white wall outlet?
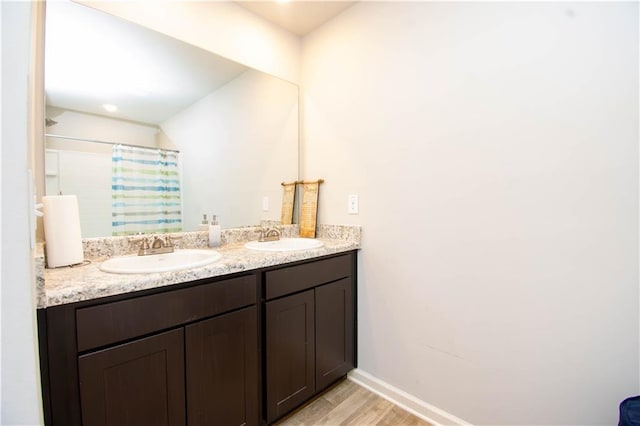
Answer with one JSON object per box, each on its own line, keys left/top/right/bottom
{"left": 262, "top": 196, "right": 269, "bottom": 211}
{"left": 348, "top": 194, "right": 359, "bottom": 214}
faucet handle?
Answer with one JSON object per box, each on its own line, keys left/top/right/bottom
{"left": 266, "top": 227, "right": 281, "bottom": 236}
{"left": 255, "top": 228, "right": 265, "bottom": 241}
{"left": 164, "top": 235, "right": 182, "bottom": 248}
{"left": 151, "top": 236, "right": 164, "bottom": 249}
{"left": 129, "top": 236, "right": 150, "bottom": 255}
{"left": 129, "top": 236, "right": 150, "bottom": 249}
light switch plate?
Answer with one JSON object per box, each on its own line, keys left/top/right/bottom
{"left": 262, "top": 196, "right": 269, "bottom": 211}
{"left": 348, "top": 194, "right": 359, "bottom": 214}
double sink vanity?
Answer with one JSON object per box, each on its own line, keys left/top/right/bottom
{"left": 37, "top": 2, "right": 356, "bottom": 424}
{"left": 36, "top": 224, "right": 360, "bottom": 426}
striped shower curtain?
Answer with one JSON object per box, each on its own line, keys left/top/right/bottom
{"left": 111, "top": 145, "right": 182, "bottom": 236}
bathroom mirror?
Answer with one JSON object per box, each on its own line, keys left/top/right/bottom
{"left": 43, "top": 1, "right": 299, "bottom": 237}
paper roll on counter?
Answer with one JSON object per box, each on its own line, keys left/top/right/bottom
{"left": 43, "top": 195, "right": 84, "bottom": 268}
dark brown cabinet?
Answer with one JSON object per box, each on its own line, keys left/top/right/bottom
{"left": 40, "top": 274, "right": 259, "bottom": 426}
{"left": 265, "top": 290, "right": 316, "bottom": 420}
{"left": 315, "top": 278, "right": 354, "bottom": 391}
{"left": 38, "top": 251, "right": 357, "bottom": 426}
{"left": 264, "top": 253, "right": 356, "bottom": 423}
{"left": 186, "top": 306, "right": 258, "bottom": 426}
{"left": 78, "top": 329, "right": 186, "bottom": 426}
{"left": 77, "top": 306, "right": 257, "bottom": 426}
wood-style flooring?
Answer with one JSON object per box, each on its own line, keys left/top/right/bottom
{"left": 274, "top": 379, "right": 432, "bottom": 426}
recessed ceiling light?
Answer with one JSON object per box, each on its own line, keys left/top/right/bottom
{"left": 102, "top": 103, "right": 118, "bottom": 112}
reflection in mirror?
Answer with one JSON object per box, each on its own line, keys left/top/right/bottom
{"left": 44, "top": 1, "right": 298, "bottom": 237}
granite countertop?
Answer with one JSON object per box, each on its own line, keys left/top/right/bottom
{"left": 40, "top": 236, "right": 359, "bottom": 308}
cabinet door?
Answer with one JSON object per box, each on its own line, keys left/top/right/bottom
{"left": 265, "top": 290, "right": 315, "bottom": 422}
{"left": 185, "top": 306, "right": 258, "bottom": 426}
{"left": 315, "top": 278, "right": 354, "bottom": 392}
{"left": 78, "top": 328, "right": 185, "bottom": 426}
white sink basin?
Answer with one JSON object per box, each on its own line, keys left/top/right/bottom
{"left": 244, "top": 238, "right": 324, "bottom": 252}
{"left": 100, "top": 249, "right": 222, "bottom": 274}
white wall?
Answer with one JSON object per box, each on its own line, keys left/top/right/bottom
{"left": 45, "top": 149, "right": 112, "bottom": 237}
{"left": 302, "top": 2, "right": 639, "bottom": 425}
{"left": 78, "top": 0, "right": 301, "bottom": 84}
{"left": 46, "top": 107, "right": 161, "bottom": 151}
{"left": 1, "top": 1, "right": 44, "bottom": 424}
{"left": 161, "top": 69, "right": 298, "bottom": 230}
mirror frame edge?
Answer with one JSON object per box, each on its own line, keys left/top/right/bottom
{"left": 31, "top": 0, "right": 46, "bottom": 243}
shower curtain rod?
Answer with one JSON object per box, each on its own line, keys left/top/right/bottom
{"left": 45, "top": 133, "right": 180, "bottom": 153}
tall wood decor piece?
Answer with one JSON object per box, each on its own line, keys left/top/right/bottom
{"left": 299, "top": 179, "right": 324, "bottom": 238}
{"left": 280, "top": 181, "right": 296, "bottom": 225}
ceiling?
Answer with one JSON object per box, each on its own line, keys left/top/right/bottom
{"left": 45, "top": 1, "right": 249, "bottom": 125}
{"left": 45, "top": 1, "right": 355, "bottom": 125}
{"left": 236, "top": 1, "right": 356, "bottom": 36}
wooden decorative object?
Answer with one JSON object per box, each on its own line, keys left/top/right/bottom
{"left": 299, "top": 179, "right": 324, "bottom": 238}
{"left": 280, "top": 181, "right": 297, "bottom": 225}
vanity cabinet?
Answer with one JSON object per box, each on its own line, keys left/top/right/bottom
{"left": 78, "top": 328, "right": 187, "bottom": 425}
{"left": 264, "top": 253, "right": 356, "bottom": 423}
{"left": 265, "top": 290, "right": 315, "bottom": 419}
{"left": 39, "top": 274, "right": 259, "bottom": 426}
{"left": 38, "top": 250, "right": 357, "bottom": 426}
{"left": 185, "top": 306, "right": 258, "bottom": 425}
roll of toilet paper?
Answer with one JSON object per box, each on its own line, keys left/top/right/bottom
{"left": 43, "top": 195, "right": 84, "bottom": 268}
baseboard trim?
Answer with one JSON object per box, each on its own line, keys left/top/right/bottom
{"left": 347, "top": 369, "right": 472, "bottom": 426}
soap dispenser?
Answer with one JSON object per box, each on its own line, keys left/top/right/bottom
{"left": 198, "top": 214, "right": 209, "bottom": 231}
{"left": 209, "top": 215, "right": 221, "bottom": 248}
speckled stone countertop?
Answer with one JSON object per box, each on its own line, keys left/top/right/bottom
{"left": 39, "top": 224, "right": 361, "bottom": 309}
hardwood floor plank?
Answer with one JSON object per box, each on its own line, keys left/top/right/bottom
{"left": 342, "top": 394, "right": 394, "bottom": 425}
{"left": 274, "top": 379, "right": 432, "bottom": 426}
{"left": 314, "top": 386, "right": 374, "bottom": 425}
{"left": 401, "top": 414, "right": 433, "bottom": 426}
{"left": 322, "top": 379, "right": 359, "bottom": 405}
{"left": 376, "top": 404, "right": 414, "bottom": 426}
{"left": 276, "top": 395, "right": 336, "bottom": 426}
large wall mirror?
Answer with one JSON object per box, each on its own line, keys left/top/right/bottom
{"left": 43, "top": 0, "right": 299, "bottom": 237}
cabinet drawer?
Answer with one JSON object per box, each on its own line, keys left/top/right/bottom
{"left": 265, "top": 254, "right": 352, "bottom": 300}
{"left": 76, "top": 275, "right": 256, "bottom": 352}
